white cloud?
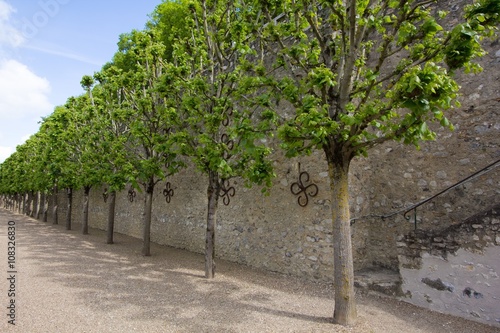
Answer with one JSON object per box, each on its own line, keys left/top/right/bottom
{"left": 0, "top": 145, "right": 14, "bottom": 163}
{"left": 0, "top": 0, "right": 25, "bottom": 47}
{"left": 0, "top": 2, "right": 53, "bottom": 164}
{"left": 0, "top": 59, "right": 53, "bottom": 119}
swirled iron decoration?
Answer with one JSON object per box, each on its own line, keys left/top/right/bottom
{"left": 128, "top": 187, "right": 136, "bottom": 203}
{"left": 221, "top": 133, "right": 234, "bottom": 150}
{"left": 221, "top": 133, "right": 234, "bottom": 159}
{"left": 103, "top": 188, "right": 108, "bottom": 203}
{"left": 163, "top": 182, "right": 174, "bottom": 203}
{"left": 290, "top": 171, "right": 318, "bottom": 207}
{"left": 219, "top": 179, "right": 235, "bottom": 206}
{"left": 222, "top": 109, "right": 233, "bottom": 127}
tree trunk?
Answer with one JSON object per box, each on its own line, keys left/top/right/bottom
{"left": 142, "top": 180, "right": 155, "bottom": 256}
{"left": 107, "top": 191, "right": 116, "bottom": 244}
{"left": 82, "top": 186, "right": 91, "bottom": 235}
{"left": 32, "top": 191, "right": 38, "bottom": 218}
{"left": 25, "top": 192, "right": 32, "bottom": 216}
{"left": 52, "top": 186, "right": 59, "bottom": 225}
{"left": 28, "top": 191, "right": 34, "bottom": 216}
{"left": 22, "top": 193, "right": 27, "bottom": 215}
{"left": 22, "top": 194, "right": 24, "bottom": 214}
{"left": 328, "top": 159, "right": 357, "bottom": 325}
{"left": 205, "top": 171, "right": 221, "bottom": 279}
{"left": 42, "top": 192, "right": 48, "bottom": 222}
{"left": 66, "top": 188, "right": 73, "bottom": 230}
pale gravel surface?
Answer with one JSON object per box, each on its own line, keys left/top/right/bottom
{"left": 1, "top": 209, "right": 499, "bottom": 333}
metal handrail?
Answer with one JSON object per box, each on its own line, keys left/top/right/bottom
{"left": 351, "top": 159, "right": 500, "bottom": 228}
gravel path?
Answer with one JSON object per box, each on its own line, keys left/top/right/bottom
{"left": 1, "top": 209, "right": 499, "bottom": 333}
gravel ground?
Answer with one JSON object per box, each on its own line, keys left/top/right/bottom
{"left": 1, "top": 209, "right": 499, "bottom": 333}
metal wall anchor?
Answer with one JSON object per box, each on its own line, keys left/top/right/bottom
{"left": 127, "top": 188, "right": 136, "bottom": 202}
{"left": 220, "top": 179, "right": 235, "bottom": 206}
{"left": 290, "top": 171, "right": 318, "bottom": 207}
{"left": 163, "top": 182, "right": 174, "bottom": 203}
{"left": 103, "top": 188, "right": 108, "bottom": 203}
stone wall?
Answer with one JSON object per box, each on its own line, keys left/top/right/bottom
{"left": 46, "top": 130, "right": 498, "bottom": 283}
{"left": 41, "top": 0, "right": 499, "bottom": 278}
{"left": 44, "top": 30, "right": 500, "bottom": 280}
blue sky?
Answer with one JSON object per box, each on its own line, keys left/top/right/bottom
{"left": 0, "top": 0, "right": 162, "bottom": 162}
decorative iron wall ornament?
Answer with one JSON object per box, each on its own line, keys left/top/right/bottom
{"left": 219, "top": 179, "right": 235, "bottom": 206}
{"left": 103, "top": 188, "right": 108, "bottom": 203}
{"left": 220, "top": 133, "right": 234, "bottom": 150}
{"left": 218, "top": 106, "right": 236, "bottom": 206}
{"left": 290, "top": 170, "right": 319, "bottom": 207}
{"left": 222, "top": 109, "right": 233, "bottom": 126}
{"left": 127, "top": 187, "right": 136, "bottom": 203}
{"left": 221, "top": 133, "right": 234, "bottom": 160}
{"left": 163, "top": 182, "right": 174, "bottom": 203}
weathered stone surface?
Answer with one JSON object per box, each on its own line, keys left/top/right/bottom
{"left": 400, "top": 247, "right": 500, "bottom": 328}
{"left": 421, "top": 277, "right": 455, "bottom": 292}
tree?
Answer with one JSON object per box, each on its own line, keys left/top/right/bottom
{"left": 149, "top": 0, "right": 192, "bottom": 62}
{"left": 30, "top": 131, "right": 53, "bottom": 222}
{"left": 111, "top": 28, "right": 183, "bottom": 256}
{"left": 92, "top": 66, "right": 136, "bottom": 244}
{"left": 64, "top": 76, "right": 109, "bottom": 235}
{"left": 14, "top": 136, "right": 43, "bottom": 217}
{"left": 3, "top": 134, "right": 48, "bottom": 219}
{"left": 12, "top": 144, "right": 30, "bottom": 216}
{"left": 37, "top": 106, "right": 79, "bottom": 226}
{"left": 0, "top": 151, "right": 25, "bottom": 212}
{"left": 94, "top": 0, "right": 194, "bottom": 245}
{"left": 252, "top": 0, "right": 499, "bottom": 325}
{"left": 7, "top": 146, "right": 29, "bottom": 214}
{"left": 164, "top": 0, "right": 276, "bottom": 278}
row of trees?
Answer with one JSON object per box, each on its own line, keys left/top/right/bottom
{"left": 1, "top": 0, "right": 497, "bottom": 325}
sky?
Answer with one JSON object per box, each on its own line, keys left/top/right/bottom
{"left": 0, "top": 0, "right": 162, "bottom": 163}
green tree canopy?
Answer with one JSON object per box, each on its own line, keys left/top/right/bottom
{"left": 109, "top": 28, "right": 184, "bottom": 256}
{"left": 164, "top": 0, "right": 277, "bottom": 278}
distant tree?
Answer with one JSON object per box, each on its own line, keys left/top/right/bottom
{"left": 37, "top": 106, "right": 79, "bottom": 225}
{"left": 251, "top": 0, "right": 500, "bottom": 325}
{"left": 0, "top": 151, "right": 24, "bottom": 212}
{"left": 20, "top": 137, "right": 43, "bottom": 218}
{"left": 92, "top": 66, "right": 136, "bottom": 244}
{"left": 25, "top": 133, "right": 50, "bottom": 220}
{"left": 30, "top": 131, "right": 53, "bottom": 222}
{"left": 10, "top": 146, "right": 34, "bottom": 217}
{"left": 63, "top": 75, "right": 108, "bottom": 234}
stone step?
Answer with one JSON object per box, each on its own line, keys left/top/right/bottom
{"left": 354, "top": 269, "right": 402, "bottom": 296}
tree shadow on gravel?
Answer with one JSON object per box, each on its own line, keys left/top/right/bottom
{"left": 9, "top": 211, "right": 500, "bottom": 333}
{"left": 15, "top": 216, "right": 334, "bottom": 331}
